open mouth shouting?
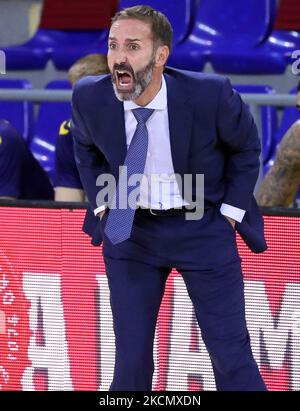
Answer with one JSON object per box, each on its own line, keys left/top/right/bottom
{"left": 114, "top": 66, "right": 135, "bottom": 92}
{"left": 111, "top": 59, "right": 154, "bottom": 101}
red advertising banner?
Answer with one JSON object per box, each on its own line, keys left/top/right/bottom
{"left": 0, "top": 207, "right": 299, "bottom": 391}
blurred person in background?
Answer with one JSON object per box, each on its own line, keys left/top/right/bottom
{"left": 0, "top": 54, "right": 109, "bottom": 203}
{"left": 0, "top": 119, "right": 54, "bottom": 200}
{"left": 257, "top": 83, "right": 300, "bottom": 208}
{"left": 54, "top": 53, "right": 109, "bottom": 202}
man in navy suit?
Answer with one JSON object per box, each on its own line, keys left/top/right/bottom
{"left": 71, "top": 5, "right": 267, "bottom": 391}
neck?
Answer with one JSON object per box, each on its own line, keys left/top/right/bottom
{"left": 133, "top": 72, "right": 162, "bottom": 106}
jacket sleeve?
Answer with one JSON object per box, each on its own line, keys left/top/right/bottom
{"left": 71, "top": 83, "right": 107, "bottom": 211}
{"left": 217, "top": 77, "right": 261, "bottom": 211}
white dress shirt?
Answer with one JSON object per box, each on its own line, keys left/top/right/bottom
{"left": 94, "top": 76, "right": 245, "bottom": 222}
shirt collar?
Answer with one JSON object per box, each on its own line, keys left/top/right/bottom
{"left": 123, "top": 75, "right": 167, "bottom": 111}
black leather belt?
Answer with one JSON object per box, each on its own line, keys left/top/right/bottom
{"left": 136, "top": 206, "right": 193, "bottom": 217}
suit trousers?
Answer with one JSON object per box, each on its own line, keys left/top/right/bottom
{"left": 101, "top": 207, "right": 267, "bottom": 391}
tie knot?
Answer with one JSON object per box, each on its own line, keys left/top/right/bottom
{"left": 132, "top": 108, "right": 154, "bottom": 124}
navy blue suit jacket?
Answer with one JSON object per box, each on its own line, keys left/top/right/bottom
{"left": 71, "top": 67, "right": 267, "bottom": 253}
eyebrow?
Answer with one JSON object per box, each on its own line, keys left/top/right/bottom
{"left": 109, "top": 37, "right": 142, "bottom": 42}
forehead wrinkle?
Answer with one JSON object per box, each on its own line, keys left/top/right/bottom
{"left": 110, "top": 19, "right": 152, "bottom": 38}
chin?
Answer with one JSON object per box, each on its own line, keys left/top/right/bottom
{"left": 113, "top": 83, "right": 143, "bottom": 102}
{"left": 115, "top": 93, "right": 132, "bottom": 102}
{"left": 114, "top": 90, "right": 134, "bottom": 102}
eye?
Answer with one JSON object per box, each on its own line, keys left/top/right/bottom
{"left": 109, "top": 43, "right": 117, "bottom": 50}
{"left": 128, "top": 43, "right": 140, "bottom": 51}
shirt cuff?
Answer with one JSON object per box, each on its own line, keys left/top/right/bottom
{"left": 220, "top": 203, "right": 245, "bottom": 223}
{"left": 94, "top": 205, "right": 107, "bottom": 216}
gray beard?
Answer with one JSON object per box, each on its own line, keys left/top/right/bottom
{"left": 112, "top": 59, "right": 155, "bottom": 102}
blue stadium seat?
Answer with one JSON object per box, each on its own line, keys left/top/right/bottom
{"left": 164, "top": 0, "right": 208, "bottom": 71}
{"left": 170, "top": 0, "right": 286, "bottom": 73}
{"left": 52, "top": 30, "right": 109, "bottom": 70}
{"left": 205, "top": 0, "right": 286, "bottom": 74}
{"left": 264, "top": 30, "right": 300, "bottom": 66}
{"left": 53, "top": 0, "right": 196, "bottom": 70}
{"left": 244, "top": 0, "right": 300, "bottom": 68}
{"left": 233, "top": 85, "right": 278, "bottom": 164}
{"left": 30, "top": 80, "right": 72, "bottom": 180}
{"left": 0, "top": 79, "right": 34, "bottom": 141}
{"left": 1, "top": 29, "right": 107, "bottom": 70}
{"left": 119, "top": 0, "right": 195, "bottom": 45}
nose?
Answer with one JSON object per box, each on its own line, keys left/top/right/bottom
{"left": 115, "top": 55, "right": 127, "bottom": 66}
{"left": 114, "top": 49, "right": 128, "bottom": 66}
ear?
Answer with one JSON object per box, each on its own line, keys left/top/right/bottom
{"left": 154, "top": 45, "right": 170, "bottom": 68}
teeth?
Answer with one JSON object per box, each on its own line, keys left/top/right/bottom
{"left": 116, "top": 70, "right": 131, "bottom": 76}
{"left": 115, "top": 70, "right": 132, "bottom": 87}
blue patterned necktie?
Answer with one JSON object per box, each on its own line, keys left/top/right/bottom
{"left": 104, "top": 108, "right": 154, "bottom": 245}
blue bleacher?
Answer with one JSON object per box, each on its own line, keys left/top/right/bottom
{"left": 210, "top": 0, "right": 287, "bottom": 74}
{"left": 265, "top": 30, "right": 300, "bottom": 66}
{"left": 169, "top": 0, "right": 286, "bottom": 74}
{"left": 261, "top": 0, "right": 298, "bottom": 61}
{"left": 1, "top": 0, "right": 297, "bottom": 74}
{"left": 51, "top": 30, "right": 109, "bottom": 70}
{"left": 30, "top": 80, "right": 72, "bottom": 181}
{"left": 1, "top": 28, "right": 107, "bottom": 70}
{"left": 53, "top": 0, "right": 196, "bottom": 70}
{"left": 0, "top": 79, "right": 34, "bottom": 141}
{"left": 208, "top": 0, "right": 286, "bottom": 74}
{"left": 119, "top": 0, "right": 195, "bottom": 46}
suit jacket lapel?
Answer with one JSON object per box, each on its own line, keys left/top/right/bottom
{"left": 165, "top": 72, "right": 193, "bottom": 177}
{"left": 99, "top": 92, "right": 127, "bottom": 178}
